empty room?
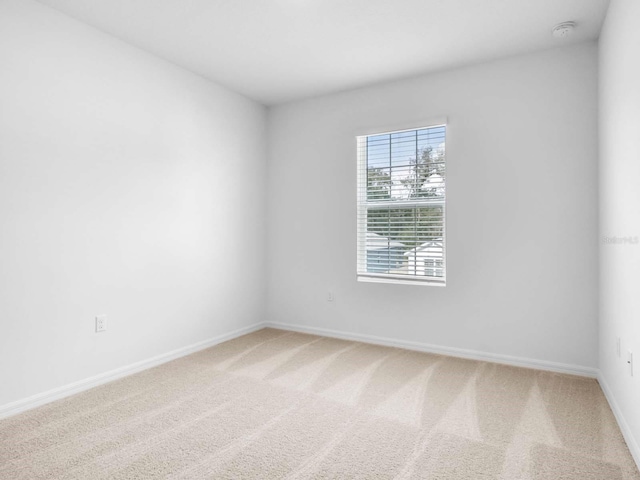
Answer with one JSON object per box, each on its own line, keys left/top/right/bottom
{"left": 1, "top": 0, "right": 639, "bottom": 478}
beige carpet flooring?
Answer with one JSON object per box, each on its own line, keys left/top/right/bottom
{"left": 1, "top": 328, "right": 639, "bottom": 479}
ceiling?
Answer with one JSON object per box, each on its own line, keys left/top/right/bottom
{"left": 36, "top": 0, "right": 610, "bottom": 106}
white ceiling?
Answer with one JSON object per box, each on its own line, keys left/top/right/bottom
{"left": 36, "top": 0, "right": 609, "bottom": 106}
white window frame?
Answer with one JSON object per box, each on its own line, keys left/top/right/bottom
{"left": 356, "top": 122, "right": 447, "bottom": 287}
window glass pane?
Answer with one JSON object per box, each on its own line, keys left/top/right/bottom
{"left": 367, "top": 167, "right": 390, "bottom": 201}
{"left": 391, "top": 130, "right": 417, "bottom": 168}
{"left": 366, "top": 134, "right": 390, "bottom": 169}
{"left": 366, "top": 129, "right": 445, "bottom": 202}
{"left": 365, "top": 206, "right": 444, "bottom": 277}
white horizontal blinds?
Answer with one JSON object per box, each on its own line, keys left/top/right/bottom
{"left": 357, "top": 125, "right": 446, "bottom": 283}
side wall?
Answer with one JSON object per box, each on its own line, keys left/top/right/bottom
{"left": 0, "top": 0, "right": 267, "bottom": 407}
{"left": 267, "top": 43, "right": 599, "bottom": 371}
{"left": 599, "top": 0, "right": 640, "bottom": 465}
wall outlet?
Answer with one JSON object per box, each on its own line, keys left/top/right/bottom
{"left": 628, "top": 350, "right": 634, "bottom": 377}
{"left": 327, "top": 291, "right": 334, "bottom": 302}
{"left": 616, "top": 337, "right": 621, "bottom": 357}
{"left": 95, "top": 315, "right": 107, "bottom": 333}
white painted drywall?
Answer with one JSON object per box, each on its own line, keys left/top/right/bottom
{"left": 267, "top": 43, "right": 599, "bottom": 369}
{"left": 0, "top": 0, "right": 267, "bottom": 406}
{"left": 599, "top": 0, "right": 640, "bottom": 462}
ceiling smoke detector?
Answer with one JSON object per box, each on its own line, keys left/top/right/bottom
{"left": 552, "top": 21, "right": 576, "bottom": 38}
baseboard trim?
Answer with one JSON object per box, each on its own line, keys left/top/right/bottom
{"left": 0, "top": 321, "right": 602, "bottom": 420}
{"left": 0, "top": 322, "right": 265, "bottom": 420}
{"left": 265, "top": 321, "right": 598, "bottom": 378}
{"left": 598, "top": 373, "right": 640, "bottom": 470}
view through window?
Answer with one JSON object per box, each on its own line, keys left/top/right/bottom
{"left": 357, "top": 124, "right": 446, "bottom": 284}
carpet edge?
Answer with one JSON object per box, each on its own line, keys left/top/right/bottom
{"left": 0, "top": 321, "right": 266, "bottom": 420}
{"left": 265, "top": 321, "right": 599, "bottom": 378}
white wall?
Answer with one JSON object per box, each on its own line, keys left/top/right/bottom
{"left": 599, "top": 0, "right": 640, "bottom": 463}
{"left": 267, "top": 43, "right": 599, "bottom": 369}
{"left": 0, "top": 0, "right": 267, "bottom": 406}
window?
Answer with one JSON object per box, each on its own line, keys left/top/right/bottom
{"left": 357, "top": 124, "right": 446, "bottom": 285}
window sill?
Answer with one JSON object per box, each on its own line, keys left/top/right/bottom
{"left": 357, "top": 275, "right": 446, "bottom": 287}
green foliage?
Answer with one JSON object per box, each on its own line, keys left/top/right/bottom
{"left": 367, "top": 206, "right": 443, "bottom": 250}
{"left": 367, "top": 168, "right": 391, "bottom": 201}
{"left": 399, "top": 146, "right": 445, "bottom": 199}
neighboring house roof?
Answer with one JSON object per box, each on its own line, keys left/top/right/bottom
{"left": 404, "top": 240, "right": 443, "bottom": 257}
{"left": 366, "top": 232, "right": 405, "bottom": 250}
{"left": 427, "top": 173, "right": 443, "bottom": 184}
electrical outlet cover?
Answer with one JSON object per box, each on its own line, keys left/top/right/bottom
{"left": 95, "top": 315, "right": 107, "bottom": 333}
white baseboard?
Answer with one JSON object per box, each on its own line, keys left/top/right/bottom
{"left": 265, "top": 321, "right": 598, "bottom": 378}
{"left": 0, "top": 320, "right": 602, "bottom": 421}
{"left": 598, "top": 373, "right": 640, "bottom": 470}
{"left": 0, "top": 322, "right": 265, "bottom": 420}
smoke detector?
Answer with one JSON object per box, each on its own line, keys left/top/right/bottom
{"left": 552, "top": 22, "right": 576, "bottom": 38}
